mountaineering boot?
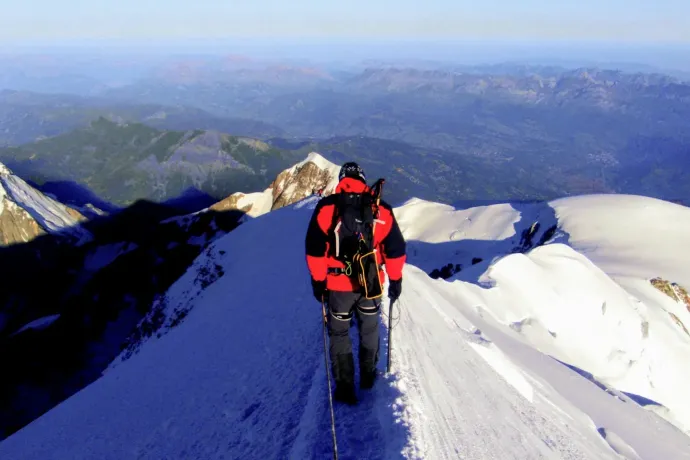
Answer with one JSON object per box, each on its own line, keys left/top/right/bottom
{"left": 360, "top": 369, "right": 377, "bottom": 390}
{"left": 359, "top": 347, "right": 379, "bottom": 390}
{"left": 333, "top": 353, "right": 357, "bottom": 405}
{"left": 334, "top": 383, "right": 357, "bottom": 405}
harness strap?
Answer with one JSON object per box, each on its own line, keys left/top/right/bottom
{"left": 328, "top": 263, "right": 353, "bottom": 276}
{"left": 328, "top": 264, "right": 382, "bottom": 276}
{"left": 333, "top": 221, "right": 342, "bottom": 258}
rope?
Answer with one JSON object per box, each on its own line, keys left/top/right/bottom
{"left": 321, "top": 298, "right": 339, "bottom": 460}
{"left": 382, "top": 296, "right": 401, "bottom": 329}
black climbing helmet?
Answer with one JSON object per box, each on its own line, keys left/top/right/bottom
{"left": 339, "top": 162, "right": 366, "bottom": 183}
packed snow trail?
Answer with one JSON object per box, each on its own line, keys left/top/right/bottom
{"left": 376, "top": 268, "right": 617, "bottom": 460}
{"left": 1, "top": 197, "right": 690, "bottom": 459}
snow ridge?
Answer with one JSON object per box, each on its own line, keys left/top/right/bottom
{"left": 0, "top": 161, "right": 90, "bottom": 244}
{"left": 2, "top": 194, "right": 690, "bottom": 459}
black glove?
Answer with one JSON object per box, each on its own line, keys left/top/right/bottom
{"left": 388, "top": 279, "right": 402, "bottom": 302}
{"left": 311, "top": 278, "right": 327, "bottom": 302}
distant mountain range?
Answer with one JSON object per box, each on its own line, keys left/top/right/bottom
{"left": 1, "top": 63, "right": 690, "bottom": 205}
{"left": 0, "top": 90, "right": 284, "bottom": 147}
{"left": 0, "top": 118, "right": 302, "bottom": 207}
{"left": 0, "top": 116, "right": 688, "bottom": 210}
{"left": 0, "top": 118, "right": 593, "bottom": 210}
{"left": 100, "top": 66, "right": 690, "bottom": 138}
{"left": 96, "top": 66, "right": 690, "bottom": 202}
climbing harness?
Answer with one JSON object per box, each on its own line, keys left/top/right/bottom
{"left": 321, "top": 296, "right": 339, "bottom": 460}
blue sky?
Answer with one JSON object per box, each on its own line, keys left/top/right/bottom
{"left": 0, "top": 0, "right": 687, "bottom": 43}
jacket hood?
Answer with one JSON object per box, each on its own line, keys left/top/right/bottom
{"left": 335, "top": 177, "right": 369, "bottom": 194}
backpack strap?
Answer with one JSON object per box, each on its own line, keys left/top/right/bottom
{"left": 370, "top": 178, "right": 385, "bottom": 237}
{"left": 333, "top": 220, "right": 342, "bottom": 258}
{"left": 327, "top": 179, "right": 384, "bottom": 262}
{"left": 328, "top": 193, "right": 344, "bottom": 258}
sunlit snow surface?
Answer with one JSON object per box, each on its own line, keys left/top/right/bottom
{"left": 2, "top": 194, "right": 690, "bottom": 459}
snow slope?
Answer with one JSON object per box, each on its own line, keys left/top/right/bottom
{"left": 551, "top": 194, "right": 690, "bottom": 286}
{"left": 473, "top": 243, "right": 690, "bottom": 432}
{"left": 0, "top": 161, "right": 90, "bottom": 244}
{"left": 2, "top": 194, "right": 690, "bottom": 459}
{"left": 395, "top": 197, "right": 559, "bottom": 279}
{"left": 398, "top": 194, "right": 690, "bottom": 434}
{"left": 235, "top": 190, "right": 274, "bottom": 217}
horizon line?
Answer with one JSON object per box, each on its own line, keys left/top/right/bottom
{"left": 1, "top": 36, "right": 690, "bottom": 47}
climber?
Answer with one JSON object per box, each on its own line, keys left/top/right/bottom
{"left": 305, "top": 162, "right": 406, "bottom": 404}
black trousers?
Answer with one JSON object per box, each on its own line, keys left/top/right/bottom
{"left": 327, "top": 290, "right": 381, "bottom": 378}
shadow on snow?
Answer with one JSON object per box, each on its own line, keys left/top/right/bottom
{"left": 0, "top": 187, "right": 246, "bottom": 440}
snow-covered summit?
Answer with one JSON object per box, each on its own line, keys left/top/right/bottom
{"left": 0, "top": 161, "right": 91, "bottom": 245}
{"left": 293, "top": 151, "right": 340, "bottom": 175}
{"left": 3, "top": 192, "right": 690, "bottom": 459}
{"left": 551, "top": 194, "right": 690, "bottom": 287}
{"left": 209, "top": 152, "right": 340, "bottom": 217}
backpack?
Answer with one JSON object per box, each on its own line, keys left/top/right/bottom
{"left": 329, "top": 179, "right": 385, "bottom": 299}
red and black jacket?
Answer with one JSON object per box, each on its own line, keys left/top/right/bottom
{"left": 305, "top": 177, "right": 407, "bottom": 292}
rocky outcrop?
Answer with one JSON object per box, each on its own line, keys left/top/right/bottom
{"left": 210, "top": 194, "right": 248, "bottom": 213}
{"left": 0, "top": 162, "right": 89, "bottom": 246}
{"left": 210, "top": 152, "right": 340, "bottom": 218}
{"left": 208, "top": 190, "right": 272, "bottom": 218}
{"left": 0, "top": 199, "right": 44, "bottom": 245}
{"left": 669, "top": 313, "right": 690, "bottom": 337}
{"left": 270, "top": 156, "right": 339, "bottom": 210}
{"left": 651, "top": 277, "right": 690, "bottom": 313}
{"left": 651, "top": 277, "right": 690, "bottom": 337}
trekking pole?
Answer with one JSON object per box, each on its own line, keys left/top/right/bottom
{"left": 386, "top": 299, "right": 396, "bottom": 374}
{"left": 321, "top": 296, "right": 339, "bottom": 460}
